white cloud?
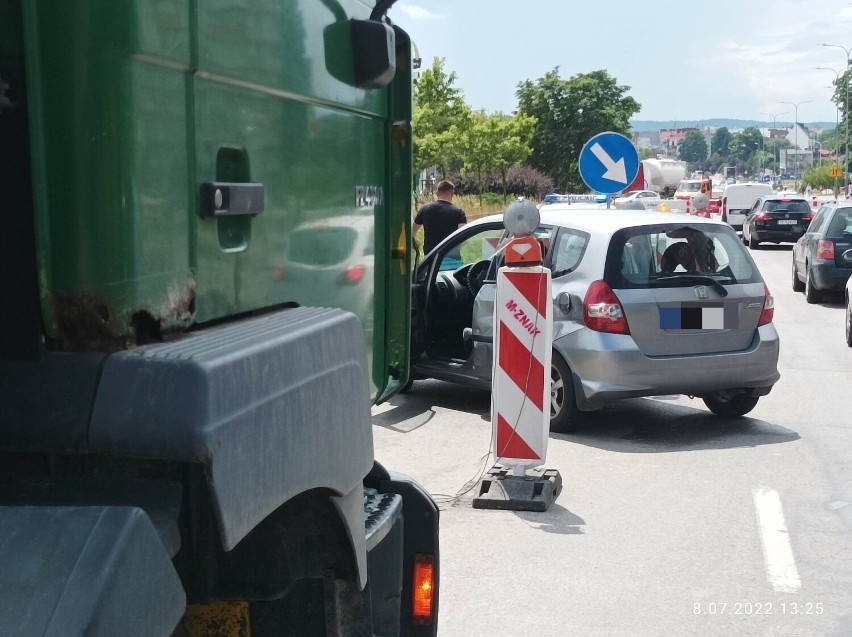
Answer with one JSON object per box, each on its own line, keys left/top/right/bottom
{"left": 713, "top": 10, "right": 847, "bottom": 122}
{"left": 396, "top": 3, "right": 444, "bottom": 21}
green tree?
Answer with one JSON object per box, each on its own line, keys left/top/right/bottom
{"left": 752, "top": 150, "right": 775, "bottom": 176}
{"left": 516, "top": 68, "right": 640, "bottom": 192}
{"left": 679, "top": 131, "right": 708, "bottom": 165}
{"left": 711, "top": 127, "right": 732, "bottom": 157}
{"left": 460, "top": 111, "right": 536, "bottom": 203}
{"left": 729, "top": 127, "right": 763, "bottom": 161}
{"left": 802, "top": 164, "right": 834, "bottom": 190}
{"left": 638, "top": 147, "right": 658, "bottom": 160}
{"left": 819, "top": 126, "right": 842, "bottom": 158}
{"left": 413, "top": 57, "right": 471, "bottom": 176}
{"left": 462, "top": 112, "right": 535, "bottom": 199}
{"left": 831, "top": 69, "right": 852, "bottom": 169}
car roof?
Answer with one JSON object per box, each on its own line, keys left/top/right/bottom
{"left": 758, "top": 194, "right": 807, "bottom": 201}
{"left": 472, "top": 206, "right": 725, "bottom": 235}
{"left": 723, "top": 182, "right": 772, "bottom": 189}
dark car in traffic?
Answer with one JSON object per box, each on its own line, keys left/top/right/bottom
{"left": 742, "top": 195, "right": 814, "bottom": 248}
{"left": 792, "top": 203, "right": 852, "bottom": 303}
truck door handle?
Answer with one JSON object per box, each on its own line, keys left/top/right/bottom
{"left": 200, "top": 182, "right": 265, "bottom": 218}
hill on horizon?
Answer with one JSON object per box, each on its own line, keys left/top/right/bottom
{"left": 631, "top": 118, "right": 836, "bottom": 131}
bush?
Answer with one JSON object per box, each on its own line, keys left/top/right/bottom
{"left": 449, "top": 165, "right": 555, "bottom": 199}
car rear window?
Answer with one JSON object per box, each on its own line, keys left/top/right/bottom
{"left": 826, "top": 209, "right": 852, "bottom": 238}
{"left": 762, "top": 199, "right": 810, "bottom": 213}
{"left": 605, "top": 223, "right": 762, "bottom": 288}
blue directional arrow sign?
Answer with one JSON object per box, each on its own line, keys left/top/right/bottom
{"left": 578, "top": 132, "right": 640, "bottom": 195}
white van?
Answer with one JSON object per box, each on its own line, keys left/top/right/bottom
{"left": 721, "top": 183, "right": 774, "bottom": 231}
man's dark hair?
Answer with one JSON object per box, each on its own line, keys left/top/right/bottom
{"left": 436, "top": 180, "right": 455, "bottom": 195}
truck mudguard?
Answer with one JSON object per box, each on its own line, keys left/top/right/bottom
{"left": 88, "top": 307, "right": 374, "bottom": 560}
{"left": 0, "top": 506, "right": 185, "bottom": 637}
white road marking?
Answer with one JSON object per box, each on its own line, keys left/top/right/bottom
{"left": 753, "top": 487, "right": 801, "bottom": 593}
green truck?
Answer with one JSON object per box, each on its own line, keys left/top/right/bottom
{"left": 0, "top": 1, "right": 438, "bottom": 635}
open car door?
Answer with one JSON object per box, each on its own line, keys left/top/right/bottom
{"left": 410, "top": 221, "right": 506, "bottom": 388}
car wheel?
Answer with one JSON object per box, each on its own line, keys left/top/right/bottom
{"left": 791, "top": 257, "right": 804, "bottom": 292}
{"left": 805, "top": 267, "right": 822, "bottom": 304}
{"left": 703, "top": 393, "right": 759, "bottom": 418}
{"left": 748, "top": 232, "right": 760, "bottom": 249}
{"left": 846, "top": 293, "right": 852, "bottom": 347}
{"left": 550, "top": 353, "right": 581, "bottom": 433}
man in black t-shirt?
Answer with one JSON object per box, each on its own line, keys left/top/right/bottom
{"left": 413, "top": 180, "right": 467, "bottom": 255}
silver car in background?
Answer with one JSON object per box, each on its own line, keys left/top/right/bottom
{"left": 409, "top": 208, "right": 780, "bottom": 431}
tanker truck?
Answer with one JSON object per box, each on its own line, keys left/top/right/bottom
{"left": 639, "top": 159, "right": 688, "bottom": 197}
{"left": 0, "top": 1, "right": 439, "bottom": 636}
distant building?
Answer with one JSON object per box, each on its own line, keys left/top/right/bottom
{"left": 660, "top": 128, "right": 697, "bottom": 154}
{"left": 759, "top": 123, "right": 811, "bottom": 149}
{"left": 632, "top": 130, "right": 661, "bottom": 148}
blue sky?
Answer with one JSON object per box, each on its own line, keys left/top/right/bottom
{"left": 389, "top": 0, "right": 852, "bottom": 125}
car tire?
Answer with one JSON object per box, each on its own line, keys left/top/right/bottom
{"left": 550, "top": 353, "right": 581, "bottom": 433}
{"left": 791, "top": 258, "right": 804, "bottom": 292}
{"left": 805, "top": 267, "right": 822, "bottom": 304}
{"left": 748, "top": 232, "right": 760, "bottom": 249}
{"left": 845, "top": 293, "right": 852, "bottom": 347}
{"left": 703, "top": 393, "right": 759, "bottom": 418}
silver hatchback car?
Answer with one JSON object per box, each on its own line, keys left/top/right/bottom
{"left": 409, "top": 207, "right": 780, "bottom": 431}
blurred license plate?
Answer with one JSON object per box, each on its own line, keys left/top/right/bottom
{"left": 776, "top": 220, "right": 797, "bottom": 225}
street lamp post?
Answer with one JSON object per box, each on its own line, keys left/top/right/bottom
{"left": 761, "top": 111, "right": 787, "bottom": 180}
{"left": 821, "top": 43, "right": 851, "bottom": 181}
{"left": 780, "top": 101, "right": 812, "bottom": 190}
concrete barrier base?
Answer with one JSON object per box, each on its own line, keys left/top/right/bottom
{"left": 472, "top": 466, "right": 562, "bottom": 512}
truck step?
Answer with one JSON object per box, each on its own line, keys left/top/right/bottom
{"left": 363, "top": 489, "right": 402, "bottom": 551}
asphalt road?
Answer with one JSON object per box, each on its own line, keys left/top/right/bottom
{"left": 372, "top": 242, "right": 852, "bottom": 637}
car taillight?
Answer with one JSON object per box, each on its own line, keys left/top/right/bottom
{"left": 755, "top": 212, "right": 771, "bottom": 222}
{"left": 583, "top": 280, "right": 630, "bottom": 334}
{"left": 339, "top": 264, "right": 367, "bottom": 284}
{"left": 412, "top": 553, "right": 435, "bottom": 626}
{"left": 817, "top": 239, "right": 835, "bottom": 260}
{"left": 803, "top": 211, "right": 815, "bottom": 222}
{"left": 758, "top": 283, "right": 774, "bottom": 326}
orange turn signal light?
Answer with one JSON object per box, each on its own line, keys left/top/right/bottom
{"left": 412, "top": 553, "right": 435, "bottom": 625}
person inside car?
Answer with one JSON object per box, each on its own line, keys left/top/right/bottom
{"left": 661, "top": 228, "right": 718, "bottom": 274}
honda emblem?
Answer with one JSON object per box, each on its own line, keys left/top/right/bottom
{"left": 694, "top": 286, "right": 708, "bottom": 299}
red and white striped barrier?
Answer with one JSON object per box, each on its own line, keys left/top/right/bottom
{"left": 492, "top": 236, "right": 553, "bottom": 475}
